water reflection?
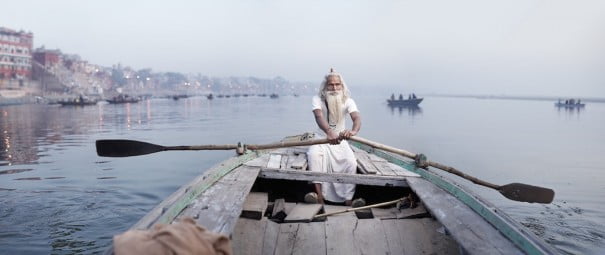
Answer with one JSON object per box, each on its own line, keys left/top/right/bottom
{"left": 556, "top": 105, "right": 584, "bottom": 115}
{"left": 388, "top": 105, "right": 423, "bottom": 116}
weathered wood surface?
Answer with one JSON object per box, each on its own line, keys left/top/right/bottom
{"left": 283, "top": 204, "right": 323, "bottom": 223}
{"left": 382, "top": 218, "right": 459, "bottom": 255}
{"left": 176, "top": 165, "right": 261, "bottom": 235}
{"left": 129, "top": 153, "right": 259, "bottom": 230}
{"left": 322, "top": 204, "right": 356, "bottom": 218}
{"left": 406, "top": 177, "right": 523, "bottom": 254}
{"left": 269, "top": 200, "right": 297, "bottom": 221}
{"left": 232, "top": 218, "right": 267, "bottom": 254}
{"left": 386, "top": 161, "right": 421, "bottom": 177}
{"left": 267, "top": 154, "right": 282, "bottom": 169}
{"left": 326, "top": 217, "right": 391, "bottom": 255}
{"left": 261, "top": 220, "right": 280, "bottom": 255}
{"left": 274, "top": 222, "right": 326, "bottom": 255}
{"left": 241, "top": 192, "right": 268, "bottom": 220}
{"left": 290, "top": 153, "right": 308, "bottom": 170}
{"left": 259, "top": 168, "right": 409, "bottom": 187}
{"left": 354, "top": 151, "right": 378, "bottom": 174}
{"left": 371, "top": 202, "right": 429, "bottom": 219}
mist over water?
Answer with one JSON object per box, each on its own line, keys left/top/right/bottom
{"left": 1, "top": 95, "right": 604, "bottom": 254}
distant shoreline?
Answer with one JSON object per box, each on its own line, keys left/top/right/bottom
{"left": 423, "top": 93, "right": 605, "bottom": 103}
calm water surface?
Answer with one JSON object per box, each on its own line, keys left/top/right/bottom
{"left": 1, "top": 95, "right": 604, "bottom": 254}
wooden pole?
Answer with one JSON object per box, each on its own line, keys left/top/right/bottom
{"left": 313, "top": 198, "right": 404, "bottom": 219}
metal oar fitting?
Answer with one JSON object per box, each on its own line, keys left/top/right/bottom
{"left": 236, "top": 142, "right": 245, "bottom": 155}
{"left": 414, "top": 153, "right": 428, "bottom": 168}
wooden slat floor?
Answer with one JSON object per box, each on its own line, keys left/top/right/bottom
{"left": 231, "top": 212, "right": 460, "bottom": 255}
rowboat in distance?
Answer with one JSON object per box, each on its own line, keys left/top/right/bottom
{"left": 101, "top": 135, "right": 557, "bottom": 255}
{"left": 106, "top": 94, "right": 140, "bottom": 104}
{"left": 57, "top": 96, "right": 99, "bottom": 106}
{"left": 555, "top": 98, "right": 584, "bottom": 108}
{"left": 387, "top": 93, "right": 423, "bottom": 106}
{"left": 388, "top": 97, "right": 423, "bottom": 106}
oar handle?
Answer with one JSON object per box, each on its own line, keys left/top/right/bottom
{"left": 348, "top": 136, "right": 500, "bottom": 189}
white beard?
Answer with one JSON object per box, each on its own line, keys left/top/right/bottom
{"left": 325, "top": 91, "right": 344, "bottom": 127}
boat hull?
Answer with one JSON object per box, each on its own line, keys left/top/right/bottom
{"left": 387, "top": 98, "right": 423, "bottom": 106}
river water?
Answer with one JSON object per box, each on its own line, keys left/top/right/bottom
{"left": 1, "top": 94, "right": 603, "bottom": 254}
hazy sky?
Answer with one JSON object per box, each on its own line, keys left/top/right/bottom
{"left": 4, "top": 0, "right": 604, "bottom": 97}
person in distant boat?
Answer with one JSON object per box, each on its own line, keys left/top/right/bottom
{"left": 399, "top": 94, "right": 403, "bottom": 100}
{"left": 306, "top": 69, "right": 362, "bottom": 206}
{"left": 412, "top": 93, "right": 417, "bottom": 99}
{"left": 391, "top": 93, "right": 395, "bottom": 100}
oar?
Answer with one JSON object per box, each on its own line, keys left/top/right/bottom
{"left": 95, "top": 138, "right": 333, "bottom": 157}
{"left": 348, "top": 136, "right": 555, "bottom": 204}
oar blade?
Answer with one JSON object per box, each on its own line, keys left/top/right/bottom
{"left": 498, "top": 183, "right": 555, "bottom": 204}
{"left": 96, "top": 139, "right": 165, "bottom": 157}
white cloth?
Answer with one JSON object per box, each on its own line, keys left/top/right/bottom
{"left": 307, "top": 95, "right": 359, "bottom": 203}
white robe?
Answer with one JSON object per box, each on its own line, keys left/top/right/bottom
{"left": 307, "top": 95, "right": 359, "bottom": 203}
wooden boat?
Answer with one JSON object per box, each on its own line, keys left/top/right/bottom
{"left": 554, "top": 102, "right": 584, "bottom": 108}
{"left": 58, "top": 97, "right": 98, "bottom": 106}
{"left": 100, "top": 135, "right": 556, "bottom": 255}
{"left": 387, "top": 97, "right": 423, "bottom": 106}
{"left": 106, "top": 95, "right": 140, "bottom": 104}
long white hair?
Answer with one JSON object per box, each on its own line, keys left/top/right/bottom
{"left": 318, "top": 70, "right": 351, "bottom": 101}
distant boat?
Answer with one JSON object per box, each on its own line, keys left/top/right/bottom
{"left": 555, "top": 99, "right": 584, "bottom": 108}
{"left": 387, "top": 97, "right": 423, "bottom": 106}
{"left": 172, "top": 95, "right": 189, "bottom": 100}
{"left": 270, "top": 93, "right": 279, "bottom": 99}
{"left": 207, "top": 93, "right": 214, "bottom": 100}
{"left": 106, "top": 94, "right": 140, "bottom": 104}
{"left": 58, "top": 96, "right": 98, "bottom": 106}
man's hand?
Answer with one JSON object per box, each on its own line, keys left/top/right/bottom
{"left": 327, "top": 130, "right": 341, "bottom": 144}
{"left": 340, "top": 129, "right": 357, "bottom": 139}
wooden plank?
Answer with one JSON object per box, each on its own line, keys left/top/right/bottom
{"left": 354, "top": 151, "right": 378, "bottom": 174}
{"left": 372, "top": 160, "right": 397, "bottom": 176}
{"left": 244, "top": 153, "right": 270, "bottom": 167}
{"left": 406, "top": 177, "right": 522, "bottom": 254}
{"left": 261, "top": 220, "right": 280, "bottom": 255}
{"left": 231, "top": 218, "right": 267, "bottom": 255}
{"left": 326, "top": 218, "right": 390, "bottom": 254}
{"left": 241, "top": 192, "right": 268, "bottom": 220}
{"left": 386, "top": 162, "right": 421, "bottom": 177}
{"left": 280, "top": 155, "right": 289, "bottom": 169}
{"left": 274, "top": 223, "right": 299, "bottom": 254}
{"left": 322, "top": 204, "right": 356, "bottom": 218}
{"left": 176, "top": 165, "right": 261, "bottom": 235}
{"left": 291, "top": 222, "right": 326, "bottom": 255}
{"left": 382, "top": 218, "right": 459, "bottom": 255}
{"left": 352, "top": 219, "right": 390, "bottom": 254}
{"left": 290, "top": 154, "right": 308, "bottom": 170}
{"left": 283, "top": 204, "right": 323, "bottom": 223}
{"left": 130, "top": 152, "right": 261, "bottom": 230}
{"left": 371, "top": 202, "right": 429, "bottom": 220}
{"left": 367, "top": 153, "right": 388, "bottom": 162}
{"left": 267, "top": 154, "right": 282, "bottom": 169}
{"left": 259, "top": 168, "right": 409, "bottom": 187}
{"left": 326, "top": 216, "right": 359, "bottom": 255}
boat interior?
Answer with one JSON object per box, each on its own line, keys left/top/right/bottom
{"left": 228, "top": 146, "right": 461, "bottom": 255}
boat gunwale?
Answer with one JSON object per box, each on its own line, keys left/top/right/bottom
{"left": 349, "top": 140, "right": 558, "bottom": 255}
